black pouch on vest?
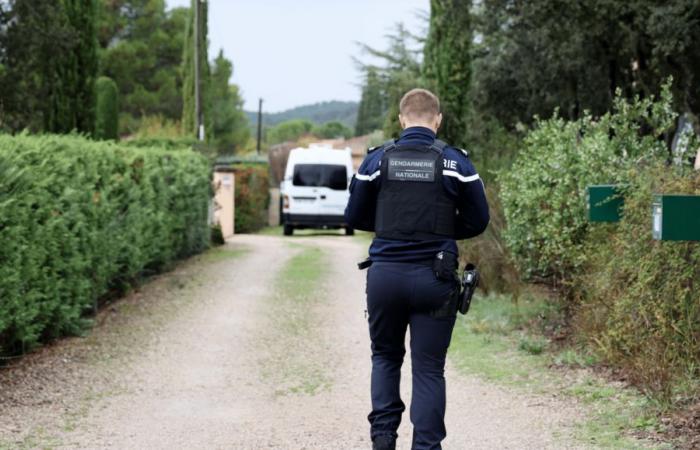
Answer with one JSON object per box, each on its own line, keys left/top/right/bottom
{"left": 433, "top": 251, "right": 458, "bottom": 281}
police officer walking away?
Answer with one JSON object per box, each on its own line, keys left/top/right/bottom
{"left": 345, "top": 88, "right": 490, "bottom": 450}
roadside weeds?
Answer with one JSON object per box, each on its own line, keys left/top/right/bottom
{"left": 449, "top": 294, "right": 671, "bottom": 449}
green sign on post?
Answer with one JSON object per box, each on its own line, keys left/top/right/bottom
{"left": 587, "top": 185, "right": 624, "bottom": 222}
{"left": 652, "top": 194, "right": 700, "bottom": 241}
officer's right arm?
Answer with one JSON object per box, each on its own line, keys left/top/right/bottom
{"left": 442, "top": 148, "right": 490, "bottom": 239}
{"left": 345, "top": 150, "right": 382, "bottom": 231}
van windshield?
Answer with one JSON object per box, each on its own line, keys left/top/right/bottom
{"left": 292, "top": 164, "right": 347, "bottom": 190}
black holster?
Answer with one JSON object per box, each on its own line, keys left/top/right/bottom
{"left": 458, "top": 264, "right": 480, "bottom": 315}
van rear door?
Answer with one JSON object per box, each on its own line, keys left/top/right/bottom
{"left": 316, "top": 164, "right": 349, "bottom": 217}
{"left": 291, "top": 164, "right": 349, "bottom": 218}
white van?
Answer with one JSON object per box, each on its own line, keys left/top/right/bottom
{"left": 280, "top": 144, "right": 354, "bottom": 236}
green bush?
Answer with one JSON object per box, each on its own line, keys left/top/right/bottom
{"left": 94, "top": 76, "right": 119, "bottom": 140}
{"left": 499, "top": 85, "right": 675, "bottom": 291}
{"left": 578, "top": 164, "right": 700, "bottom": 397}
{"left": 0, "top": 134, "right": 210, "bottom": 355}
{"left": 312, "top": 121, "right": 352, "bottom": 139}
{"left": 233, "top": 164, "right": 270, "bottom": 233}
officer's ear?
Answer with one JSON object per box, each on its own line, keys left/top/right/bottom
{"left": 435, "top": 113, "right": 443, "bottom": 131}
{"left": 399, "top": 114, "right": 406, "bottom": 129}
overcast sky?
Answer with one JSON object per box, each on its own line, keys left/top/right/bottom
{"left": 166, "top": 0, "right": 429, "bottom": 112}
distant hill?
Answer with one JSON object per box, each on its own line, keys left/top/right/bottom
{"left": 246, "top": 100, "right": 358, "bottom": 129}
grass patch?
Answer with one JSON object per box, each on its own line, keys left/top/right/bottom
{"left": 449, "top": 294, "right": 665, "bottom": 449}
{"left": 259, "top": 245, "right": 333, "bottom": 396}
{"left": 256, "top": 225, "right": 283, "bottom": 236}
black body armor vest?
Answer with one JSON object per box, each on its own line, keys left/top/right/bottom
{"left": 375, "top": 139, "right": 457, "bottom": 241}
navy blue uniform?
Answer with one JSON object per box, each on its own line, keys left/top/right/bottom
{"left": 345, "top": 127, "right": 489, "bottom": 449}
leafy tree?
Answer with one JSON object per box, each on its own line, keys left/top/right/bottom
{"left": 208, "top": 50, "right": 250, "bottom": 154}
{"left": 181, "top": 0, "right": 210, "bottom": 138}
{"left": 266, "top": 119, "right": 314, "bottom": 145}
{"left": 355, "top": 67, "right": 385, "bottom": 136}
{"left": 314, "top": 121, "right": 352, "bottom": 139}
{"left": 423, "top": 0, "right": 472, "bottom": 147}
{"left": 97, "top": 1, "right": 188, "bottom": 131}
{"left": 95, "top": 76, "right": 119, "bottom": 140}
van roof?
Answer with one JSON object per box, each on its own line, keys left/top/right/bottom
{"left": 287, "top": 147, "right": 351, "bottom": 164}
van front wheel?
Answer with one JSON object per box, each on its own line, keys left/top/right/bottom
{"left": 283, "top": 224, "right": 294, "bottom": 236}
{"left": 345, "top": 227, "right": 354, "bottom": 236}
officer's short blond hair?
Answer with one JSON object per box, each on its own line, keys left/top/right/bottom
{"left": 399, "top": 88, "right": 441, "bottom": 122}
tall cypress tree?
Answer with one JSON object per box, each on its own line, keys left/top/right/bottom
{"left": 182, "top": 0, "right": 210, "bottom": 138}
{"left": 95, "top": 76, "right": 119, "bottom": 140}
{"left": 0, "top": 0, "right": 74, "bottom": 132}
{"left": 48, "top": 0, "right": 98, "bottom": 134}
{"left": 423, "top": 0, "right": 472, "bottom": 147}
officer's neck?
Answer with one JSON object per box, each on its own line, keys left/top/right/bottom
{"left": 402, "top": 123, "right": 438, "bottom": 133}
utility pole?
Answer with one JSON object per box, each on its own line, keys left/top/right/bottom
{"left": 256, "top": 98, "right": 263, "bottom": 155}
{"left": 194, "top": 0, "right": 204, "bottom": 141}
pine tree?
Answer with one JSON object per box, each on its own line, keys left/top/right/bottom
{"left": 182, "top": 0, "right": 210, "bottom": 138}
{"left": 423, "top": 0, "right": 472, "bottom": 147}
{"left": 209, "top": 50, "right": 250, "bottom": 154}
{"left": 355, "top": 68, "right": 385, "bottom": 136}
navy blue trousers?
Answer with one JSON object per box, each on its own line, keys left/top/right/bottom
{"left": 366, "top": 261, "right": 458, "bottom": 450}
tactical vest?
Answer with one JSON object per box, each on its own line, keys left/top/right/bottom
{"left": 375, "top": 139, "right": 457, "bottom": 241}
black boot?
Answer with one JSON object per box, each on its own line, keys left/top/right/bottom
{"left": 372, "top": 435, "right": 396, "bottom": 450}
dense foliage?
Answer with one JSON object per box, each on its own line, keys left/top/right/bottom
{"left": 2, "top": 0, "right": 249, "bottom": 149}
{"left": 233, "top": 165, "right": 270, "bottom": 233}
{"left": 0, "top": 0, "right": 97, "bottom": 134}
{"left": 0, "top": 134, "right": 210, "bottom": 355}
{"left": 474, "top": 0, "right": 700, "bottom": 128}
{"left": 499, "top": 84, "right": 700, "bottom": 395}
{"left": 499, "top": 86, "right": 676, "bottom": 289}
{"left": 266, "top": 120, "right": 314, "bottom": 145}
{"left": 95, "top": 76, "right": 119, "bottom": 140}
{"left": 312, "top": 121, "right": 352, "bottom": 139}
{"left": 579, "top": 165, "right": 700, "bottom": 396}
{"left": 98, "top": 1, "right": 189, "bottom": 132}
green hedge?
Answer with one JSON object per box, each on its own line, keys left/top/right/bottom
{"left": 233, "top": 164, "right": 270, "bottom": 233}
{"left": 0, "top": 134, "right": 211, "bottom": 355}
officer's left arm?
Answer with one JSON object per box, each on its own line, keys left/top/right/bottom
{"left": 443, "top": 148, "right": 490, "bottom": 239}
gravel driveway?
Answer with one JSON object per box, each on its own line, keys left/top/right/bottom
{"left": 0, "top": 234, "right": 584, "bottom": 449}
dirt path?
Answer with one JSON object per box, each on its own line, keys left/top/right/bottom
{"left": 1, "top": 234, "right": 585, "bottom": 449}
